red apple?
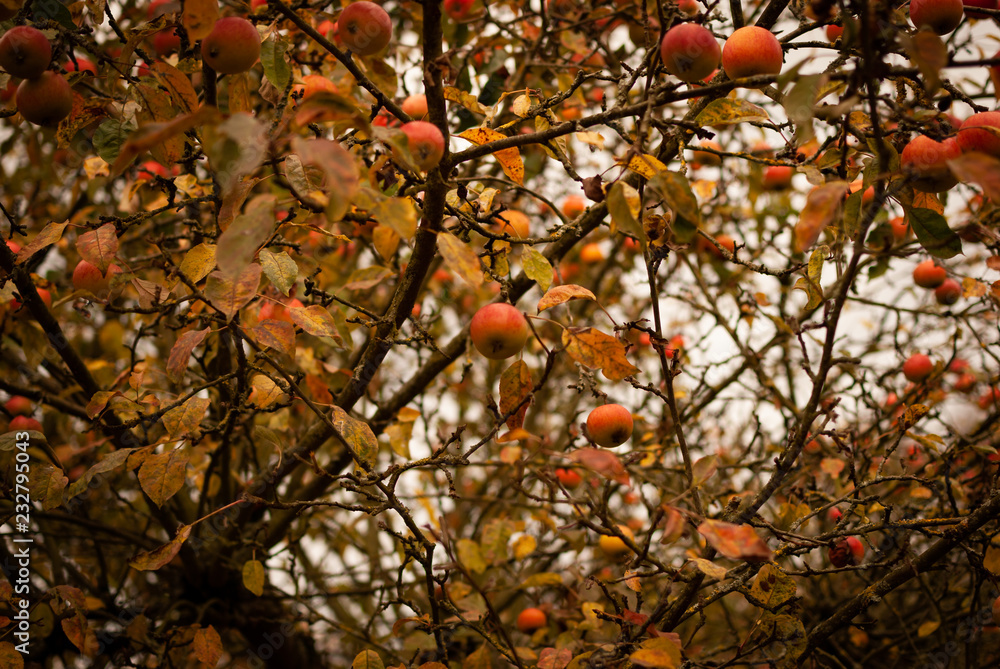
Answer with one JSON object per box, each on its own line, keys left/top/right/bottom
{"left": 762, "top": 165, "right": 793, "bottom": 190}
{"left": 956, "top": 111, "right": 1000, "bottom": 157}
{"left": 337, "top": 1, "right": 392, "bottom": 56}
{"left": 400, "top": 120, "right": 445, "bottom": 171}
{"left": 954, "top": 373, "right": 977, "bottom": 393}
{"left": 4, "top": 396, "right": 32, "bottom": 416}
{"left": 722, "top": 26, "right": 783, "bottom": 81}
{"left": 15, "top": 71, "right": 72, "bottom": 126}
{"left": 0, "top": 26, "right": 52, "bottom": 80}
{"left": 470, "top": 303, "right": 529, "bottom": 359}
{"left": 913, "top": 259, "right": 946, "bottom": 288}
{"left": 8, "top": 415, "right": 41, "bottom": 432}
{"left": 586, "top": 403, "right": 633, "bottom": 447}
{"left": 516, "top": 607, "right": 546, "bottom": 633}
{"left": 152, "top": 28, "right": 181, "bottom": 56}
{"left": 400, "top": 93, "right": 428, "bottom": 118}
{"left": 889, "top": 216, "right": 910, "bottom": 241}
{"left": 934, "top": 277, "right": 961, "bottom": 305}
{"left": 903, "top": 353, "right": 934, "bottom": 382}
{"left": 900, "top": 135, "right": 961, "bottom": 192}
{"left": 561, "top": 195, "right": 586, "bottom": 219}
{"left": 659, "top": 23, "right": 721, "bottom": 83}
{"left": 690, "top": 140, "right": 723, "bottom": 167}
{"left": 496, "top": 210, "right": 530, "bottom": 238}
{"left": 555, "top": 468, "right": 582, "bottom": 488}
{"left": 202, "top": 17, "right": 260, "bottom": 74}
{"left": 443, "top": 0, "right": 474, "bottom": 21}
{"left": 910, "top": 0, "right": 964, "bottom": 34}
{"left": 64, "top": 57, "right": 97, "bottom": 75}
{"left": 978, "top": 387, "right": 1000, "bottom": 410}
{"left": 826, "top": 24, "right": 844, "bottom": 41}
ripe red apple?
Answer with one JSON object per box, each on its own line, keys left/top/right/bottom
{"left": 561, "top": 195, "right": 586, "bottom": 219}
{"left": 73, "top": 259, "right": 124, "bottom": 300}
{"left": 978, "top": 387, "right": 1000, "bottom": 410}
{"left": 555, "top": 467, "right": 582, "bottom": 488}
{"left": 4, "top": 396, "right": 32, "bottom": 416}
{"left": 659, "top": 23, "right": 721, "bottom": 83}
{"left": 152, "top": 28, "right": 181, "bottom": 57}
{"left": 829, "top": 536, "right": 864, "bottom": 567}
{"left": 586, "top": 403, "right": 633, "bottom": 447}
{"left": 827, "top": 507, "right": 843, "bottom": 523}
{"left": 251, "top": 0, "right": 268, "bottom": 11}
{"left": 400, "top": 120, "right": 445, "bottom": 171}
{"left": 296, "top": 74, "right": 337, "bottom": 100}
{"left": 9, "top": 415, "right": 41, "bottom": 432}
{"left": 400, "top": 93, "right": 428, "bottom": 118}
{"left": 580, "top": 242, "right": 604, "bottom": 264}
{"left": 956, "top": 111, "right": 1000, "bottom": 157}
{"left": 826, "top": 24, "right": 844, "bottom": 41}
{"left": 259, "top": 297, "right": 304, "bottom": 323}
{"left": 337, "top": 1, "right": 392, "bottom": 56}
{"left": 910, "top": 0, "right": 964, "bottom": 34}
{"left": 903, "top": 353, "right": 934, "bottom": 382}
{"left": 0, "top": 26, "right": 52, "bottom": 80}
{"left": 762, "top": 165, "right": 793, "bottom": 190}
{"left": 913, "top": 259, "right": 946, "bottom": 288}
{"left": 722, "top": 26, "right": 783, "bottom": 80}
{"left": 15, "top": 71, "right": 72, "bottom": 126}
{"left": 954, "top": 372, "right": 977, "bottom": 393}
{"left": 201, "top": 17, "right": 260, "bottom": 74}
{"left": 964, "top": 0, "right": 997, "bottom": 18}
{"left": 900, "top": 135, "right": 961, "bottom": 192}
{"left": 516, "top": 607, "right": 546, "bottom": 633}
{"left": 443, "top": 0, "right": 474, "bottom": 21}
{"left": 496, "top": 210, "right": 530, "bottom": 238}
{"left": 935, "top": 277, "right": 961, "bottom": 305}
{"left": 147, "top": 0, "right": 177, "bottom": 19}
{"left": 470, "top": 303, "right": 529, "bottom": 359}
{"left": 677, "top": 0, "right": 700, "bottom": 14}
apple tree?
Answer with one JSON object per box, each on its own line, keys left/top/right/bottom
{"left": 2, "top": 0, "right": 1000, "bottom": 667}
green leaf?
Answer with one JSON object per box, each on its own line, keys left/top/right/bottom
{"left": 909, "top": 208, "right": 963, "bottom": 259}
{"left": 93, "top": 119, "right": 136, "bottom": 165}
{"left": 649, "top": 171, "right": 701, "bottom": 228}
{"left": 607, "top": 181, "right": 644, "bottom": 249}
{"left": 522, "top": 247, "right": 553, "bottom": 292}
{"left": 456, "top": 539, "right": 487, "bottom": 574}
{"left": 260, "top": 34, "right": 291, "bottom": 93}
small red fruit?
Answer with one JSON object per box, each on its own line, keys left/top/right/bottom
{"left": 337, "top": 1, "right": 392, "bottom": 56}
{"left": 201, "top": 17, "right": 260, "bottom": 74}
{"left": 586, "top": 403, "right": 634, "bottom": 447}
{"left": 443, "top": 0, "right": 474, "bottom": 20}
{"left": 561, "top": 194, "right": 587, "bottom": 219}
{"left": 900, "top": 135, "right": 961, "bottom": 192}
{"left": 659, "top": 23, "right": 721, "bottom": 83}
{"left": 722, "top": 26, "right": 783, "bottom": 81}
{"left": 400, "top": 120, "right": 446, "bottom": 171}
{"left": 152, "top": 28, "right": 181, "bottom": 56}
{"left": 516, "top": 607, "right": 547, "bottom": 633}
{"left": 762, "top": 165, "right": 793, "bottom": 190}
{"left": 400, "top": 93, "right": 428, "bottom": 118}
{"left": 9, "top": 415, "right": 42, "bottom": 432}
{"left": 4, "top": 396, "right": 32, "bottom": 416}
{"left": 979, "top": 387, "right": 1000, "bottom": 410}
{"left": 828, "top": 536, "right": 864, "bottom": 567}
{"left": 956, "top": 112, "right": 1000, "bottom": 157}
{"left": 910, "top": 0, "right": 964, "bottom": 34}
{"left": 903, "top": 353, "right": 934, "bottom": 383}
{"left": 913, "top": 259, "right": 946, "bottom": 289}
{"left": 0, "top": 26, "right": 52, "bottom": 80}
{"left": 470, "top": 303, "right": 529, "bottom": 360}
{"left": 555, "top": 468, "right": 582, "bottom": 488}
{"left": 15, "top": 71, "right": 73, "bottom": 126}
{"left": 934, "top": 278, "right": 961, "bottom": 305}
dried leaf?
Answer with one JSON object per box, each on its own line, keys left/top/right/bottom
{"left": 749, "top": 563, "right": 796, "bottom": 607}
{"left": 129, "top": 525, "right": 191, "bottom": 571}
{"left": 138, "top": 449, "right": 189, "bottom": 507}
{"left": 193, "top": 625, "right": 223, "bottom": 665}
{"left": 696, "top": 98, "right": 769, "bottom": 127}
{"left": 697, "top": 519, "right": 773, "bottom": 561}
{"left": 458, "top": 128, "right": 524, "bottom": 185}
{"left": 76, "top": 223, "right": 119, "bottom": 273}
{"left": 15, "top": 222, "right": 67, "bottom": 263}
{"left": 456, "top": 539, "right": 487, "bottom": 574}
{"left": 259, "top": 248, "right": 298, "bottom": 296}
{"left": 166, "top": 327, "right": 211, "bottom": 384}
{"left": 437, "top": 232, "right": 483, "bottom": 287}
{"left": 537, "top": 285, "right": 596, "bottom": 312}
{"left": 499, "top": 360, "right": 532, "bottom": 430}
{"left": 522, "top": 247, "right": 553, "bottom": 292}
{"left": 794, "top": 182, "right": 849, "bottom": 253}
{"left": 562, "top": 327, "right": 640, "bottom": 381}
{"left": 243, "top": 559, "right": 265, "bottom": 596}
{"left": 161, "top": 397, "right": 211, "bottom": 440}
{"left": 289, "top": 305, "right": 346, "bottom": 347}
{"left": 331, "top": 406, "right": 378, "bottom": 469}
{"left": 179, "top": 243, "right": 217, "bottom": 283}
{"left": 570, "top": 448, "right": 630, "bottom": 486}
{"left": 249, "top": 320, "right": 296, "bottom": 355}
{"left": 205, "top": 264, "right": 262, "bottom": 322}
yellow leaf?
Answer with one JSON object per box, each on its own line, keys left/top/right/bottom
{"left": 437, "top": 231, "right": 483, "bottom": 287}
{"left": 458, "top": 128, "right": 524, "bottom": 185}
{"left": 562, "top": 327, "right": 640, "bottom": 381}
{"left": 918, "top": 620, "right": 940, "bottom": 637}
{"left": 620, "top": 153, "right": 668, "bottom": 179}
{"left": 243, "top": 559, "right": 265, "bottom": 596}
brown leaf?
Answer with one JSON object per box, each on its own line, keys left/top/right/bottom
{"left": 30, "top": 463, "right": 68, "bottom": 511}
{"left": 288, "top": 305, "right": 346, "bottom": 347}
{"left": 437, "top": 232, "right": 483, "bottom": 287}
{"left": 161, "top": 397, "right": 210, "bottom": 440}
{"left": 499, "top": 360, "right": 532, "bottom": 430}
{"left": 111, "top": 104, "right": 218, "bottom": 177}
{"left": 61, "top": 611, "right": 100, "bottom": 656}
{"left": 538, "top": 648, "right": 573, "bottom": 669}
{"left": 86, "top": 390, "right": 118, "bottom": 419}
{"left": 794, "top": 182, "right": 849, "bottom": 253}
{"left": 697, "top": 519, "right": 773, "bottom": 561}
{"left": 458, "top": 128, "right": 524, "bottom": 185}
{"left": 290, "top": 137, "right": 360, "bottom": 220}
{"left": 217, "top": 194, "right": 276, "bottom": 278}
{"left": 206, "top": 263, "right": 262, "bottom": 321}
{"left": 248, "top": 320, "right": 296, "bottom": 355}
{"left": 749, "top": 563, "right": 797, "bottom": 607}
{"left": 67, "top": 448, "right": 136, "bottom": 499}
{"left": 76, "top": 223, "right": 119, "bottom": 273}
{"left": 695, "top": 98, "right": 769, "bottom": 128}
{"left": 150, "top": 61, "right": 199, "bottom": 113}
{"left": 570, "top": 448, "right": 630, "bottom": 485}
{"left": 138, "top": 449, "right": 189, "bottom": 507}
{"left": 562, "top": 327, "right": 640, "bottom": 381}
{"left": 537, "top": 285, "right": 596, "bottom": 312}
{"left": 129, "top": 525, "right": 191, "bottom": 571}
{"left": 193, "top": 625, "right": 223, "bottom": 665}
{"left": 0, "top": 642, "right": 23, "bottom": 669}
{"left": 332, "top": 406, "right": 379, "bottom": 469}
{"left": 344, "top": 265, "right": 395, "bottom": 291}
{"left": 15, "top": 222, "right": 67, "bottom": 263}
{"left": 166, "top": 327, "right": 211, "bottom": 384}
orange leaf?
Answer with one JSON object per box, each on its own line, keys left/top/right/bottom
{"left": 138, "top": 449, "right": 189, "bottom": 507}
{"left": 205, "top": 263, "right": 262, "bottom": 322}
{"left": 129, "top": 525, "right": 191, "bottom": 571}
{"left": 161, "top": 397, "right": 210, "bottom": 440}
{"left": 289, "top": 305, "right": 346, "bottom": 347}
{"left": 537, "top": 284, "right": 596, "bottom": 312}
{"left": 793, "top": 182, "right": 848, "bottom": 253}
{"left": 249, "top": 320, "right": 296, "bottom": 355}
{"left": 697, "top": 519, "right": 773, "bottom": 562}
{"left": 193, "top": 625, "right": 223, "bottom": 665}
{"left": 76, "top": 223, "right": 119, "bottom": 274}
{"left": 458, "top": 128, "right": 524, "bottom": 185}
{"left": 499, "top": 360, "right": 532, "bottom": 430}
{"left": 562, "top": 327, "right": 640, "bottom": 381}
{"left": 437, "top": 231, "right": 483, "bottom": 287}
{"left": 167, "top": 327, "right": 211, "bottom": 383}
{"left": 15, "top": 221, "right": 66, "bottom": 264}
